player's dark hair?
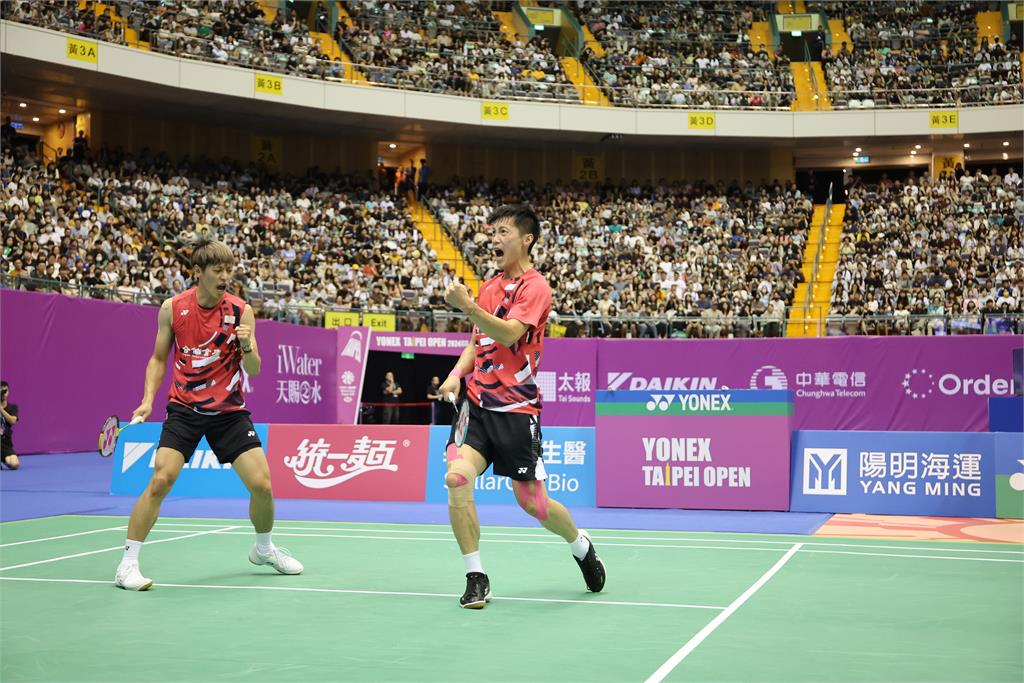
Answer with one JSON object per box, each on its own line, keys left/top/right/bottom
{"left": 490, "top": 204, "right": 540, "bottom": 254}
{"left": 0, "top": 381, "right": 7, "bottom": 390}
{"left": 191, "top": 239, "right": 235, "bottom": 271}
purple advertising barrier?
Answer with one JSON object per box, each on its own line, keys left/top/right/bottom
{"left": 595, "top": 390, "right": 793, "bottom": 510}
{"left": 597, "top": 336, "right": 1023, "bottom": 432}
{"left": 335, "top": 327, "right": 370, "bottom": 424}
{"left": 244, "top": 319, "right": 338, "bottom": 424}
{"left": 368, "top": 332, "right": 595, "bottom": 425}
{"left": 0, "top": 290, "right": 340, "bottom": 453}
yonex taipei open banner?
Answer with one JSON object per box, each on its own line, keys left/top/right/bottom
{"left": 110, "top": 421, "right": 268, "bottom": 497}
{"left": 594, "top": 390, "right": 793, "bottom": 511}
{"left": 424, "top": 426, "right": 596, "bottom": 506}
{"left": 790, "top": 430, "right": 997, "bottom": 517}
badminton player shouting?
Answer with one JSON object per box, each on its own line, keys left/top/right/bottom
{"left": 441, "top": 204, "right": 605, "bottom": 609}
{"left": 115, "top": 240, "right": 303, "bottom": 591}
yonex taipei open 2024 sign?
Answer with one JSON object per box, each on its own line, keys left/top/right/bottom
{"left": 595, "top": 390, "right": 793, "bottom": 511}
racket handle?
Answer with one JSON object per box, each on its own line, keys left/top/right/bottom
{"left": 447, "top": 392, "right": 456, "bottom": 404}
{"left": 129, "top": 416, "right": 144, "bottom": 426}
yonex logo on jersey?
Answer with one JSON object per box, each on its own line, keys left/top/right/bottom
{"left": 518, "top": 467, "right": 528, "bottom": 474}
{"left": 247, "top": 431, "right": 256, "bottom": 437}
{"left": 180, "top": 309, "right": 189, "bottom": 316}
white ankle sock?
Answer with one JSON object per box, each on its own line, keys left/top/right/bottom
{"left": 569, "top": 532, "right": 591, "bottom": 560}
{"left": 256, "top": 532, "right": 273, "bottom": 552}
{"left": 122, "top": 539, "right": 142, "bottom": 564}
{"left": 463, "top": 551, "right": 483, "bottom": 574}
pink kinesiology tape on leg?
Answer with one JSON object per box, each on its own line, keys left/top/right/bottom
{"left": 513, "top": 480, "right": 549, "bottom": 521}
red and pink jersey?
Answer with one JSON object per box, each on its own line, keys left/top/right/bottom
{"left": 168, "top": 288, "right": 248, "bottom": 415}
{"left": 466, "top": 268, "right": 552, "bottom": 415}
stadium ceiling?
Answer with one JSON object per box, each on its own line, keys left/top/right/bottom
{"left": 3, "top": 55, "right": 1022, "bottom": 161}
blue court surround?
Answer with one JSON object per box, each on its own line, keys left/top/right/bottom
{"left": 0, "top": 453, "right": 831, "bottom": 534}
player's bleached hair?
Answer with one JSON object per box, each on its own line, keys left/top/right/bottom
{"left": 490, "top": 204, "right": 541, "bottom": 253}
{"left": 191, "top": 239, "right": 235, "bottom": 271}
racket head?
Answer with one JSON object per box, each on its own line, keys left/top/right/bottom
{"left": 98, "top": 414, "right": 120, "bottom": 457}
{"left": 453, "top": 399, "right": 470, "bottom": 447}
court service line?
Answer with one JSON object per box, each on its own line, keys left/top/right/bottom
{"left": 146, "top": 529, "right": 1023, "bottom": 562}
{"left": 0, "top": 526, "right": 242, "bottom": 572}
{"left": 645, "top": 543, "right": 804, "bottom": 683}
{"left": 0, "top": 526, "right": 127, "bottom": 548}
{"left": 0, "top": 576, "right": 726, "bottom": 610}
{"left": 147, "top": 524, "right": 1024, "bottom": 555}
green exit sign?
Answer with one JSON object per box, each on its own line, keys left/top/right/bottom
{"left": 401, "top": 353, "right": 415, "bottom": 360}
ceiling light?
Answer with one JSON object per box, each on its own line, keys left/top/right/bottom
{"left": 31, "top": 117, "right": 39, "bottom": 122}
{"left": 855, "top": 147, "right": 861, "bottom": 152}
{"left": 1003, "top": 152, "right": 1009, "bottom": 160}
{"left": 18, "top": 102, "right": 26, "bottom": 108}
{"left": 388, "top": 143, "right": 397, "bottom": 149}
{"left": 58, "top": 108, "right": 67, "bottom": 114}
{"left": 1003, "top": 141, "right": 1010, "bottom": 147}
{"left": 851, "top": 152, "right": 857, "bottom": 157}
{"left": 963, "top": 143, "right": 970, "bottom": 148}
{"left": 910, "top": 150, "right": 917, "bottom": 155}
{"left": 914, "top": 144, "right": 921, "bottom": 149}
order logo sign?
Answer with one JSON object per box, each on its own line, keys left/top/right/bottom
{"left": 266, "top": 425, "right": 429, "bottom": 501}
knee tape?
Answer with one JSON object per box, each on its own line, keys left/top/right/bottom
{"left": 446, "top": 459, "right": 476, "bottom": 508}
{"left": 512, "top": 480, "right": 549, "bottom": 521}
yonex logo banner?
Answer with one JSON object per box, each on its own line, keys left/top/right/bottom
{"left": 790, "top": 431, "right": 997, "bottom": 516}
{"left": 595, "top": 390, "right": 793, "bottom": 511}
{"left": 266, "top": 425, "right": 429, "bottom": 501}
{"left": 109, "top": 421, "right": 266, "bottom": 497}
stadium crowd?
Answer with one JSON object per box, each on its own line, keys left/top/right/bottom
{"left": 422, "top": 176, "right": 811, "bottom": 337}
{"left": 1, "top": 146, "right": 465, "bottom": 329}
{"left": 831, "top": 168, "right": 1023, "bottom": 334}
{"left": 4, "top": 0, "right": 1020, "bottom": 107}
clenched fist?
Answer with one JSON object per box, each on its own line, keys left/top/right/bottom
{"left": 444, "top": 282, "right": 474, "bottom": 313}
{"left": 236, "top": 324, "right": 254, "bottom": 351}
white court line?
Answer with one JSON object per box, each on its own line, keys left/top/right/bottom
{"left": 0, "top": 576, "right": 725, "bottom": 610}
{"left": 148, "top": 523, "right": 1024, "bottom": 555}
{"left": 146, "top": 529, "right": 1023, "bottom": 562}
{"left": 148, "top": 529, "right": 789, "bottom": 554}
{"left": 0, "top": 526, "right": 126, "bottom": 548}
{"left": 645, "top": 543, "right": 804, "bottom": 683}
{"left": 0, "top": 526, "right": 241, "bottom": 572}
{"left": 800, "top": 548, "right": 1024, "bottom": 563}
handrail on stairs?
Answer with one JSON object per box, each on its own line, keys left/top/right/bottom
{"left": 801, "top": 181, "right": 834, "bottom": 332}
{"left": 409, "top": 193, "right": 480, "bottom": 287}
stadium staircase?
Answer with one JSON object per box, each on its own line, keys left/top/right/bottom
{"left": 560, "top": 57, "right": 611, "bottom": 106}
{"left": 975, "top": 10, "right": 1003, "bottom": 46}
{"left": 259, "top": 0, "right": 277, "bottom": 23}
{"left": 749, "top": 21, "right": 775, "bottom": 57}
{"left": 581, "top": 23, "right": 605, "bottom": 58}
{"left": 775, "top": 1, "right": 806, "bottom": 13}
{"left": 492, "top": 10, "right": 528, "bottom": 42}
{"left": 406, "top": 194, "right": 482, "bottom": 295}
{"left": 79, "top": 1, "right": 147, "bottom": 50}
{"left": 788, "top": 203, "right": 845, "bottom": 337}
{"left": 828, "top": 18, "right": 853, "bottom": 51}
{"left": 791, "top": 62, "right": 831, "bottom": 111}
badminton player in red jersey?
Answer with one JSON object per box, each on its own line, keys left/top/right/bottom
{"left": 115, "top": 240, "right": 302, "bottom": 591}
{"left": 440, "top": 204, "right": 605, "bottom": 608}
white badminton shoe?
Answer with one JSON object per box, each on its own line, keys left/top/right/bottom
{"left": 248, "top": 544, "right": 304, "bottom": 574}
{"left": 114, "top": 562, "right": 154, "bottom": 591}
